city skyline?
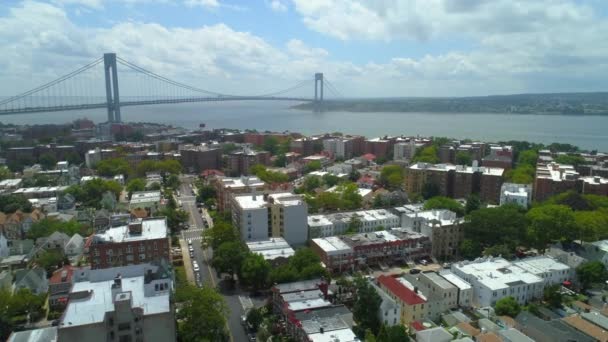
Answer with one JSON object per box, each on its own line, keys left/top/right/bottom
{"left": 2, "top": 0, "right": 608, "bottom": 97}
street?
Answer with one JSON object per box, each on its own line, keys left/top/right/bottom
{"left": 178, "top": 176, "right": 249, "bottom": 342}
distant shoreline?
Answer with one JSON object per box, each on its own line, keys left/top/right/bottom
{"left": 293, "top": 92, "right": 608, "bottom": 115}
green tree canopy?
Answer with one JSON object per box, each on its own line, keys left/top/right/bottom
{"left": 0, "top": 194, "right": 32, "bottom": 213}
{"left": 576, "top": 261, "right": 608, "bottom": 289}
{"left": 353, "top": 276, "right": 382, "bottom": 335}
{"left": 39, "top": 153, "right": 57, "bottom": 170}
{"left": 505, "top": 164, "right": 535, "bottom": 184}
{"left": 240, "top": 253, "right": 271, "bottom": 291}
{"left": 211, "top": 241, "right": 247, "bottom": 278}
{"left": 126, "top": 178, "right": 146, "bottom": 198}
{"left": 526, "top": 204, "right": 576, "bottom": 252}
{"left": 459, "top": 239, "right": 482, "bottom": 260}
{"left": 27, "top": 218, "right": 89, "bottom": 239}
{"left": 177, "top": 285, "right": 229, "bottom": 342}
{"left": 424, "top": 196, "right": 465, "bottom": 217}
{"left": 0, "top": 166, "right": 12, "bottom": 181}
{"left": 380, "top": 165, "right": 404, "bottom": 190}
{"left": 455, "top": 151, "right": 472, "bottom": 166}
{"left": 555, "top": 154, "right": 587, "bottom": 167}
{"left": 413, "top": 146, "right": 439, "bottom": 164}
{"left": 464, "top": 204, "right": 527, "bottom": 249}
{"left": 495, "top": 296, "right": 521, "bottom": 317}
{"left": 465, "top": 194, "right": 481, "bottom": 214}
{"left": 95, "top": 158, "right": 130, "bottom": 177}
{"left": 303, "top": 160, "right": 322, "bottom": 174}
{"left": 250, "top": 164, "right": 289, "bottom": 183}
{"left": 203, "top": 221, "right": 239, "bottom": 250}
{"left": 517, "top": 150, "right": 538, "bottom": 167}
{"left": 65, "top": 178, "right": 122, "bottom": 208}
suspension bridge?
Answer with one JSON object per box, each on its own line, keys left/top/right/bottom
{"left": 0, "top": 53, "right": 342, "bottom": 122}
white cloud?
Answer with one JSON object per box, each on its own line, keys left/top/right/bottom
{"left": 1, "top": 0, "right": 608, "bottom": 98}
{"left": 267, "top": 0, "right": 287, "bottom": 12}
{"left": 184, "top": 0, "right": 219, "bottom": 8}
{"left": 51, "top": 0, "right": 104, "bottom": 9}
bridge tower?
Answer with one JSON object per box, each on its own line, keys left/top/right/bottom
{"left": 104, "top": 53, "right": 121, "bottom": 123}
{"left": 314, "top": 73, "right": 324, "bottom": 102}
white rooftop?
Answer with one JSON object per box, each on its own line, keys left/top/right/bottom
{"left": 287, "top": 297, "right": 332, "bottom": 312}
{"left": 61, "top": 275, "right": 170, "bottom": 327}
{"left": 327, "top": 186, "right": 372, "bottom": 198}
{"left": 405, "top": 209, "right": 460, "bottom": 225}
{"left": 269, "top": 192, "right": 305, "bottom": 206}
{"left": 234, "top": 194, "right": 267, "bottom": 210}
{"left": 0, "top": 179, "right": 22, "bottom": 188}
{"left": 307, "top": 328, "right": 358, "bottom": 342}
{"left": 452, "top": 257, "right": 543, "bottom": 291}
{"left": 308, "top": 215, "right": 333, "bottom": 227}
{"left": 219, "top": 176, "right": 265, "bottom": 189}
{"left": 246, "top": 238, "right": 295, "bottom": 260}
{"left": 513, "top": 256, "right": 570, "bottom": 274}
{"left": 592, "top": 240, "right": 608, "bottom": 253}
{"left": 130, "top": 191, "right": 161, "bottom": 205}
{"left": 439, "top": 270, "right": 472, "bottom": 290}
{"left": 94, "top": 218, "right": 168, "bottom": 243}
{"left": 312, "top": 236, "right": 353, "bottom": 255}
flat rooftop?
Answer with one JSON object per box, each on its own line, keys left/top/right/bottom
{"left": 246, "top": 238, "right": 295, "bottom": 260}
{"left": 273, "top": 279, "right": 322, "bottom": 294}
{"left": 233, "top": 194, "right": 266, "bottom": 210}
{"left": 439, "top": 270, "right": 472, "bottom": 290}
{"left": 312, "top": 236, "right": 353, "bottom": 255}
{"left": 61, "top": 275, "right": 170, "bottom": 328}
{"left": 219, "top": 176, "right": 264, "bottom": 189}
{"left": 130, "top": 191, "right": 161, "bottom": 204}
{"left": 513, "top": 256, "right": 570, "bottom": 275}
{"left": 92, "top": 218, "right": 167, "bottom": 243}
{"left": 452, "top": 257, "right": 543, "bottom": 291}
{"left": 307, "top": 328, "right": 358, "bottom": 342}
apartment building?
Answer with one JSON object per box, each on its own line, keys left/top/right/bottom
{"left": 370, "top": 280, "right": 401, "bottom": 327}
{"left": 86, "top": 218, "right": 170, "bottom": 269}
{"left": 405, "top": 163, "right": 455, "bottom": 197}
{"left": 451, "top": 257, "right": 545, "bottom": 307}
{"left": 438, "top": 270, "right": 473, "bottom": 308}
{"left": 290, "top": 137, "right": 318, "bottom": 157}
{"left": 402, "top": 271, "right": 459, "bottom": 321}
{"left": 364, "top": 137, "right": 393, "bottom": 160}
{"left": 214, "top": 176, "right": 266, "bottom": 212}
{"left": 307, "top": 209, "right": 400, "bottom": 238}
{"left": 179, "top": 144, "right": 222, "bottom": 172}
{"left": 512, "top": 256, "right": 573, "bottom": 287}
{"left": 57, "top": 263, "right": 175, "bottom": 342}
{"left": 401, "top": 209, "right": 464, "bottom": 260}
{"left": 310, "top": 228, "right": 431, "bottom": 273}
{"left": 232, "top": 192, "right": 308, "bottom": 245}
{"left": 225, "top": 148, "right": 271, "bottom": 176}
{"left": 394, "top": 140, "right": 422, "bottom": 162}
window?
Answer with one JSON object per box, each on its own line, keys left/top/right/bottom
{"left": 118, "top": 322, "right": 131, "bottom": 331}
{"left": 139, "top": 253, "right": 146, "bottom": 260}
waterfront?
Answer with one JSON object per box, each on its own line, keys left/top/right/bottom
{"left": 1, "top": 101, "right": 607, "bottom": 151}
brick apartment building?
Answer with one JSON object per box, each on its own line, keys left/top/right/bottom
{"left": 534, "top": 162, "right": 608, "bottom": 202}
{"left": 213, "top": 176, "right": 266, "bottom": 212}
{"left": 310, "top": 229, "right": 431, "bottom": 273}
{"left": 406, "top": 162, "right": 504, "bottom": 203}
{"left": 244, "top": 132, "right": 293, "bottom": 146}
{"left": 364, "top": 138, "right": 394, "bottom": 160}
{"left": 225, "top": 148, "right": 271, "bottom": 176}
{"left": 179, "top": 145, "right": 222, "bottom": 172}
{"left": 290, "top": 137, "right": 319, "bottom": 157}
{"left": 86, "top": 218, "right": 170, "bottom": 269}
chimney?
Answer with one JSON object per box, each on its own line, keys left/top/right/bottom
{"left": 128, "top": 221, "right": 143, "bottom": 235}
{"left": 414, "top": 286, "right": 418, "bottom": 294}
{"left": 320, "top": 327, "right": 324, "bottom": 334}
{"left": 111, "top": 273, "right": 122, "bottom": 300}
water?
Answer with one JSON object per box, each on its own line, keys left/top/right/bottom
{"left": 1, "top": 101, "right": 607, "bottom": 151}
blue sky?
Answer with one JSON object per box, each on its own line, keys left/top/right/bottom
{"left": 1, "top": 0, "right": 608, "bottom": 97}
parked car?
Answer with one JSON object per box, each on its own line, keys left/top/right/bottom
{"left": 409, "top": 268, "right": 421, "bottom": 274}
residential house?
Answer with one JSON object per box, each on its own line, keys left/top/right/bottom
{"left": 57, "top": 193, "right": 76, "bottom": 211}
{"left": 94, "top": 209, "right": 111, "bottom": 231}
{"left": 48, "top": 265, "right": 74, "bottom": 309}
{"left": 64, "top": 234, "right": 84, "bottom": 258}
{"left": 0, "top": 209, "right": 45, "bottom": 239}
{"left": 13, "top": 268, "right": 48, "bottom": 295}
{"left": 37, "top": 231, "right": 70, "bottom": 251}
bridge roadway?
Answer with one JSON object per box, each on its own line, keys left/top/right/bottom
{"left": 0, "top": 96, "right": 313, "bottom": 115}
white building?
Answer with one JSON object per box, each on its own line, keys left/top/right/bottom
{"left": 246, "top": 238, "right": 295, "bottom": 261}
{"left": 307, "top": 209, "right": 400, "bottom": 238}
{"left": 451, "top": 257, "right": 544, "bottom": 307}
{"left": 369, "top": 281, "right": 401, "bottom": 327}
{"left": 500, "top": 183, "right": 532, "bottom": 208}
{"left": 439, "top": 270, "right": 473, "bottom": 308}
{"left": 323, "top": 138, "right": 347, "bottom": 159}
{"left": 512, "top": 256, "right": 573, "bottom": 287}
{"left": 58, "top": 263, "right": 175, "bottom": 342}
{"left": 394, "top": 141, "right": 417, "bottom": 161}
{"left": 232, "top": 192, "right": 309, "bottom": 245}
{"left": 129, "top": 191, "right": 162, "bottom": 214}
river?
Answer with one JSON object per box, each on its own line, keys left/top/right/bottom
{"left": 1, "top": 101, "right": 607, "bottom": 151}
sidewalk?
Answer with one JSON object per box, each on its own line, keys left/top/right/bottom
{"left": 179, "top": 238, "right": 196, "bottom": 285}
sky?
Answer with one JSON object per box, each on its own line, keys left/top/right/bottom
{"left": 1, "top": 0, "right": 608, "bottom": 98}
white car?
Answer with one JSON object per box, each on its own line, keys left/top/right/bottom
{"left": 188, "top": 239, "right": 193, "bottom": 245}
{"left": 193, "top": 261, "right": 200, "bottom": 272}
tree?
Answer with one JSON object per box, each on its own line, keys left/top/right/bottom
{"left": 0, "top": 166, "right": 12, "bottom": 181}
{"left": 465, "top": 194, "right": 481, "bottom": 214}
{"left": 377, "top": 325, "right": 409, "bottom": 342}
{"left": 165, "top": 174, "right": 180, "bottom": 189}
{"left": 380, "top": 165, "right": 404, "bottom": 190}
{"left": 577, "top": 261, "right": 608, "bottom": 289}
{"left": 95, "top": 158, "right": 130, "bottom": 177}
{"left": 246, "top": 307, "right": 264, "bottom": 332}
{"left": 36, "top": 250, "right": 64, "bottom": 274}
{"left": 39, "top": 153, "right": 57, "bottom": 170}
{"left": 197, "top": 184, "right": 217, "bottom": 203}
{"left": 424, "top": 196, "right": 465, "bottom": 217}
{"left": 27, "top": 218, "right": 88, "bottom": 239}
{"left": 263, "top": 136, "right": 279, "bottom": 155}
{"left": 353, "top": 277, "right": 382, "bottom": 335}
{"left": 526, "top": 204, "right": 576, "bottom": 252}
{"left": 212, "top": 241, "right": 247, "bottom": 279}
{"left": 126, "top": 178, "right": 146, "bottom": 198}
{"left": 177, "top": 285, "right": 229, "bottom": 342}
{"left": 203, "top": 221, "right": 239, "bottom": 250}
{"left": 364, "top": 330, "right": 377, "bottom": 342}
{"left": 574, "top": 210, "right": 608, "bottom": 242}
{"left": 459, "top": 239, "right": 482, "bottom": 260}
{"left": 413, "top": 146, "right": 439, "bottom": 164}
{"left": 555, "top": 154, "right": 586, "bottom": 167}
{"left": 494, "top": 296, "right": 521, "bottom": 317}
{"left": 483, "top": 244, "right": 514, "bottom": 260}
{"left": 543, "top": 284, "right": 563, "bottom": 308}
{"left": 464, "top": 205, "right": 526, "bottom": 249}
{"left": 455, "top": 151, "right": 472, "bottom": 166}
{"left": 0, "top": 194, "right": 32, "bottom": 213}
{"left": 159, "top": 207, "right": 189, "bottom": 233}
{"left": 240, "top": 253, "right": 271, "bottom": 291}
{"left": 64, "top": 178, "right": 122, "bottom": 209}
{"left": 303, "top": 160, "right": 322, "bottom": 173}
{"left": 517, "top": 150, "right": 538, "bottom": 167}
{"left": 505, "top": 164, "right": 535, "bottom": 184}
{"left": 322, "top": 173, "right": 341, "bottom": 187}
{"left": 273, "top": 154, "right": 287, "bottom": 167}
{"left": 302, "top": 176, "right": 322, "bottom": 193}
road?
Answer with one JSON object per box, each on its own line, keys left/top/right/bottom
{"left": 178, "top": 175, "right": 249, "bottom": 342}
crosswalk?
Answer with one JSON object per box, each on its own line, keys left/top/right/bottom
{"left": 239, "top": 295, "right": 254, "bottom": 312}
